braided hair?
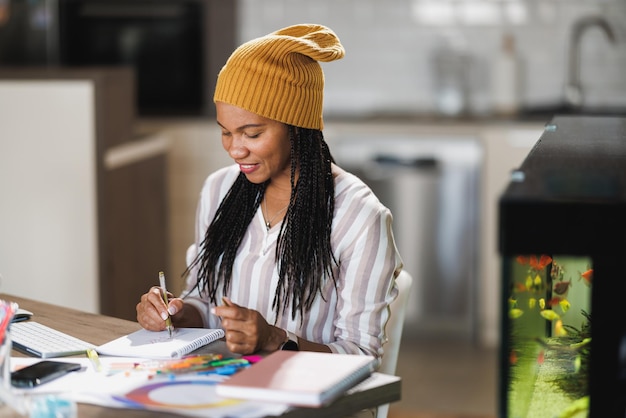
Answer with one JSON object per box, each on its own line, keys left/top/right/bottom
{"left": 185, "top": 126, "right": 338, "bottom": 321}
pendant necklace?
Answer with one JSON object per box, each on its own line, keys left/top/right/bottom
{"left": 263, "top": 198, "right": 289, "bottom": 231}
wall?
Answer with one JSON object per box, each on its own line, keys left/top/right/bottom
{"left": 237, "top": 0, "right": 626, "bottom": 116}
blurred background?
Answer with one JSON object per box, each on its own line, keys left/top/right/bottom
{"left": 243, "top": 0, "right": 626, "bottom": 117}
{"left": 1, "top": 0, "right": 626, "bottom": 417}
{"left": 3, "top": 0, "right": 625, "bottom": 117}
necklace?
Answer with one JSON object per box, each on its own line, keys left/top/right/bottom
{"left": 263, "top": 198, "right": 289, "bottom": 231}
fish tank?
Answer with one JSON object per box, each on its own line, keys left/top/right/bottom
{"left": 498, "top": 116, "right": 626, "bottom": 418}
{"left": 503, "top": 254, "right": 592, "bottom": 418}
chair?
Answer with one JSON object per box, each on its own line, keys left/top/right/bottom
{"left": 376, "top": 269, "right": 413, "bottom": 418}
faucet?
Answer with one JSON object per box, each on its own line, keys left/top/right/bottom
{"left": 564, "top": 15, "right": 616, "bottom": 108}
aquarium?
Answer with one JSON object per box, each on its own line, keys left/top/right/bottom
{"left": 504, "top": 254, "right": 592, "bottom": 418}
{"left": 498, "top": 116, "right": 626, "bottom": 417}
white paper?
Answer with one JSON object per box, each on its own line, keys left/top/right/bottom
{"left": 9, "top": 357, "right": 289, "bottom": 418}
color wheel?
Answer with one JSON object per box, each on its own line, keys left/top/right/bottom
{"left": 114, "top": 379, "right": 240, "bottom": 409}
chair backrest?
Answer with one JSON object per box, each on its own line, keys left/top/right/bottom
{"left": 375, "top": 270, "right": 413, "bottom": 418}
{"left": 378, "top": 269, "right": 413, "bottom": 376}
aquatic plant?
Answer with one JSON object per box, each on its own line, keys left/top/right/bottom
{"left": 554, "top": 309, "right": 591, "bottom": 399}
{"left": 562, "top": 309, "right": 591, "bottom": 340}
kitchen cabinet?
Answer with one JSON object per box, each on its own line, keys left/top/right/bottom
{"left": 0, "top": 68, "right": 169, "bottom": 321}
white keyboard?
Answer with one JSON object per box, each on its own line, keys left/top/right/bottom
{"left": 10, "top": 321, "right": 96, "bottom": 358}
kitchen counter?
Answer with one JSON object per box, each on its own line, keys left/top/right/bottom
{"left": 323, "top": 104, "right": 626, "bottom": 126}
{"left": 325, "top": 111, "right": 540, "bottom": 124}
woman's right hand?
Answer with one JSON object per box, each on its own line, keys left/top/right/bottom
{"left": 136, "top": 286, "right": 178, "bottom": 331}
{"left": 136, "top": 286, "right": 204, "bottom": 330}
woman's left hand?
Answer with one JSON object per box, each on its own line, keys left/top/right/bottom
{"left": 212, "top": 297, "right": 286, "bottom": 354}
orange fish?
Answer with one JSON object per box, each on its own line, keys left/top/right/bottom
{"left": 516, "top": 254, "right": 552, "bottom": 271}
{"left": 547, "top": 297, "right": 562, "bottom": 307}
{"left": 514, "top": 282, "right": 528, "bottom": 292}
{"left": 516, "top": 254, "right": 552, "bottom": 270}
{"left": 580, "top": 269, "right": 593, "bottom": 286}
{"left": 530, "top": 254, "right": 552, "bottom": 270}
{"left": 536, "top": 350, "right": 545, "bottom": 365}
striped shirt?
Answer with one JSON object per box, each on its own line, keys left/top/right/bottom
{"left": 181, "top": 164, "right": 403, "bottom": 358}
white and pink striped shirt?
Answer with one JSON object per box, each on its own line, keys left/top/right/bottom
{"left": 181, "top": 164, "right": 403, "bottom": 358}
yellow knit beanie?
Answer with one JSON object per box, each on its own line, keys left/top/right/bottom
{"left": 214, "top": 24, "right": 345, "bottom": 130}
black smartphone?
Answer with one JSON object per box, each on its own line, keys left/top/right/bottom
{"left": 11, "top": 360, "right": 82, "bottom": 388}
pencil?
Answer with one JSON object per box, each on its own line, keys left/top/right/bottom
{"left": 159, "top": 271, "right": 174, "bottom": 337}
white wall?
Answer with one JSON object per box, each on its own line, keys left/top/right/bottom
{"left": 237, "top": 0, "right": 626, "bottom": 116}
{"left": 0, "top": 81, "right": 99, "bottom": 313}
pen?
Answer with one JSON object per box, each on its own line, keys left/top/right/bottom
{"left": 159, "top": 271, "right": 173, "bottom": 337}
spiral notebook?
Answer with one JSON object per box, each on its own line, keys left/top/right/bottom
{"left": 215, "top": 351, "right": 376, "bottom": 407}
{"left": 96, "top": 327, "right": 225, "bottom": 359}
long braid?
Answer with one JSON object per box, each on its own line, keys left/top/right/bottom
{"left": 185, "top": 126, "right": 338, "bottom": 321}
{"left": 275, "top": 126, "right": 338, "bottom": 319}
{"left": 186, "top": 174, "right": 266, "bottom": 301}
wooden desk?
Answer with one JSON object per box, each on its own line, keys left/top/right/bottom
{"left": 0, "top": 293, "right": 400, "bottom": 418}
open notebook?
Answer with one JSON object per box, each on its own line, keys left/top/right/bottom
{"left": 96, "top": 327, "right": 225, "bottom": 359}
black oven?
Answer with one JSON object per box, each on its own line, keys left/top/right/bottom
{"left": 58, "top": 0, "right": 206, "bottom": 116}
{"left": 0, "top": 0, "right": 235, "bottom": 116}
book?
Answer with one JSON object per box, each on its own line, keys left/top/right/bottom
{"left": 215, "top": 351, "right": 377, "bottom": 407}
{"left": 96, "top": 327, "right": 225, "bottom": 359}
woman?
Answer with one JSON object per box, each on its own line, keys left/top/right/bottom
{"left": 136, "top": 23, "right": 403, "bottom": 359}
